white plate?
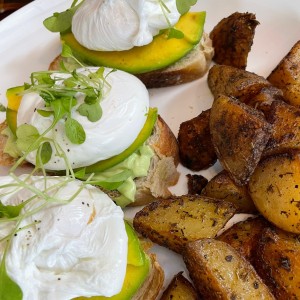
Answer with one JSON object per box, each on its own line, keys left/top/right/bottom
{"left": 0, "top": 0, "right": 299, "bottom": 295}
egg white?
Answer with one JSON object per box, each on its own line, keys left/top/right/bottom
{"left": 17, "top": 67, "right": 149, "bottom": 170}
{"left": 72, "top": 0, "right": 180, "bottom": 51}
{"left": 0, "top": 175, "right": 128, "bottom": 300}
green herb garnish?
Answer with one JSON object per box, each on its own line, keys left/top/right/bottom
{"left": 0, "top": 104, "right": 6, "bottom": 112}
{"left": 18, "top": 44, "right": 109, "bottom": 148}
{"left": 0, "top": 255, "right": 23, "bottom": 300}
{"left": 43, "top": 0, "right": 82, "bottom": 33}
{"left": 176, "top": 0, "right": 198, "bottom": 14}
{"left": 65, "top": 117, "right": 86, "bottom": 144}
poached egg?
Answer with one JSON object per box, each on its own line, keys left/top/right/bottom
{"left": 17, "top": 67, "right": 149, "bottom": 170}
{"left": 72, "top": 0, "right": 181, "bottom": 51}
{"left": 0, "top": 175, "right": 128, "bottom": 300}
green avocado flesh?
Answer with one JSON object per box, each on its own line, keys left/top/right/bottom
{"left": 83, "top": 107, "right": 157, "bottom": 173}
{"left": 75, "top": 222, "right": 150, "bottom": 300}
{"left": 60, "top": 12, "right": 206, "bottom": 74}
{"left": 6, "top": 86, "right": 24, "bottom": 135}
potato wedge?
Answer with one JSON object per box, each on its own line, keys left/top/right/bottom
{"left": 245, "top": 86, "right": 284, "bottom": 111}
{"left": 187, "top": 174, "right": 208, "bottom": 195}
{"left": 249, "top": 151, "right": 300, "bottom": 233}
{"left": 210, "top": 95, "right": 272, "bottom": 185}
{"left": 178, "top": 110, "right": 217, "bottom": 171}
{"left": 201, "top": 170, "right": 257, "bottom": 213}
{"left": 262, "top": 100, "right": 300, "bottom": 157}
{"left": 208, "top": 65, "right": 271, "bottom": 103}
{"left": 210, "top": 12, "right": 259, "bottom": 69}
{"left": 267, "top": 40, "right": 300, "bottom": 106}
{"left": 217, "top": 216, "right": 271, "bottom": 263}
{"left": 160, "top": 272, "right": 199, "bottom": 300}
{"left": 253, "top": 227, "right": 300, "bottom": 299}
{"left": 133, "top": 195, "right": 236, "bottom": 253}
{"left": 183, "top": 239, "right": 275, "bottom": 299}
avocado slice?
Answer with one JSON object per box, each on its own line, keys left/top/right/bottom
{"left": 83, "top": 107, "right": 157, "bottom": 173}
{"left": 125, "top": 221, "right": 146, "bottom": 267}
{"left": 6, "top": 86, "right": 24, "bottom": 135}
{"left": 61, "top": 12, "right": 206, "bottom": 74}
{"left": 75, "top": 222, "right": 150, "bottom": 300}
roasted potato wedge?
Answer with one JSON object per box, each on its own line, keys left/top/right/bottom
{"left": 210, "top": 95, "right": 272, "bottom": 185}
{"left": 267, "top": 40, "right": 300, "bottom": 106}
{"left": 253, "top": 227, "right": 300, "bottom": 299}
{"left": 187, "top": 174, "right": 208, "bottom": 195}
{"left": 246, "top": 86, "right": 284, "bottom": 111}
{"left": 160, "top": 272, "right": 199, "bottom": 300}
{"left": 217, "top": 216, "right": 271, "bottom": 263}
{"left": 133, "top": 195, "right": 236, "bottom": 253}
{"left": 210, "top": 12, "right": 259, "bottom": 69}
{"left": 262, "top": 100, "right": 300, "bottom": 157}
{"left": 249, "top": 151, "right": 300, "bottom": 233}
{"left": 208, "top": 64, "right": 271, "bottom": 103}
{"left": 183, "top": 239, "right": 275, "bottom": 300}
{"left": 201, "top": 170, "right": 257, "bottom": 213}
{"left": 178, "top": 110, "right": 217, "bottom": 171}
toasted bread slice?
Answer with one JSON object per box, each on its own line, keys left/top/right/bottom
{"left": 49, "top": 33, "right": 214, "bottom": 89}
{"left": 0, "top": 115, "right": 179, "bottom": 206}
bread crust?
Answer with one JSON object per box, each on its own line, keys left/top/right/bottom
{"left": 48, "top": 55, "right": 61, "bottom": 71}
{"left": 133, "top": 253, "right": 164, "bottom": 300}
{"left": 132, "top": 115, "right": 180, "bottom": 206}
{"left": 137, "top": 33, "right": 214, "bottom": 88}
{"left": 151, "top": 115, "right": 179, "bottom": 165}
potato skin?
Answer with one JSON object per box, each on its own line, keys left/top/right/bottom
{"left": 210, "top": 95, "right": 272, "bottom": 185}
{"left": 210, "top": 12, "right": 259, "bottom": 69}
{"left": 246, "top": 86, "right": 284, "bottom": 111}
{"left": 267, "top": 40, "right": 300, "bottom": 106}
{"left": 183, "top": 239, "right": 275, "bottom": 300}
{"left": 178, "top": 110, "right": 217, "bottom": 171}
{"left": 253, "top": 227, "right": 300, "bottom": 299}
{"left": 208, "top": 65, "right": 271, "bottom": 103}
{"left": 262, "top": 101, "right": 300, "bottom": 157}
{"left": 160, "top": 272, "right": 199, "bottom": 300}
{"left": 133, "top": 195, "right": 236, "bottom": 254}
{"left": 217, "top": 216, "right": 271, "bottom": 263}
{"left": 249, "top": 151, "right": 300, "bottom": 233}
{"left": 187, "top": 174, "right": 208, "bottom": 195}
{"left": 201, "top": 170, "right": 257, "bottom": 213}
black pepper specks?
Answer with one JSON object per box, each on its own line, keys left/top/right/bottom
{"left": 225, "top": 255, "right": 233, "bottom": 262}
{"left": 280, "top": 257, "right": 291, "bottom": 271}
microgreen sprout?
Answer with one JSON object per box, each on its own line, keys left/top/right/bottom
{"left": 158, "top": 0, "right": 185, "bottom": 39}
{"left": 0, "top": 104, "right": 6, "bottom": 112}
{"left": 43, "top": 0, "right": 82, "bottom": 33}
{"left": 158, "top": 0, "right": 199, "bottom": 39}
{"left": 176, "top": 0, "right": 198, "bottom": 15}
{"left": 18, "top": 44, "right": 111, "bottom": 148}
